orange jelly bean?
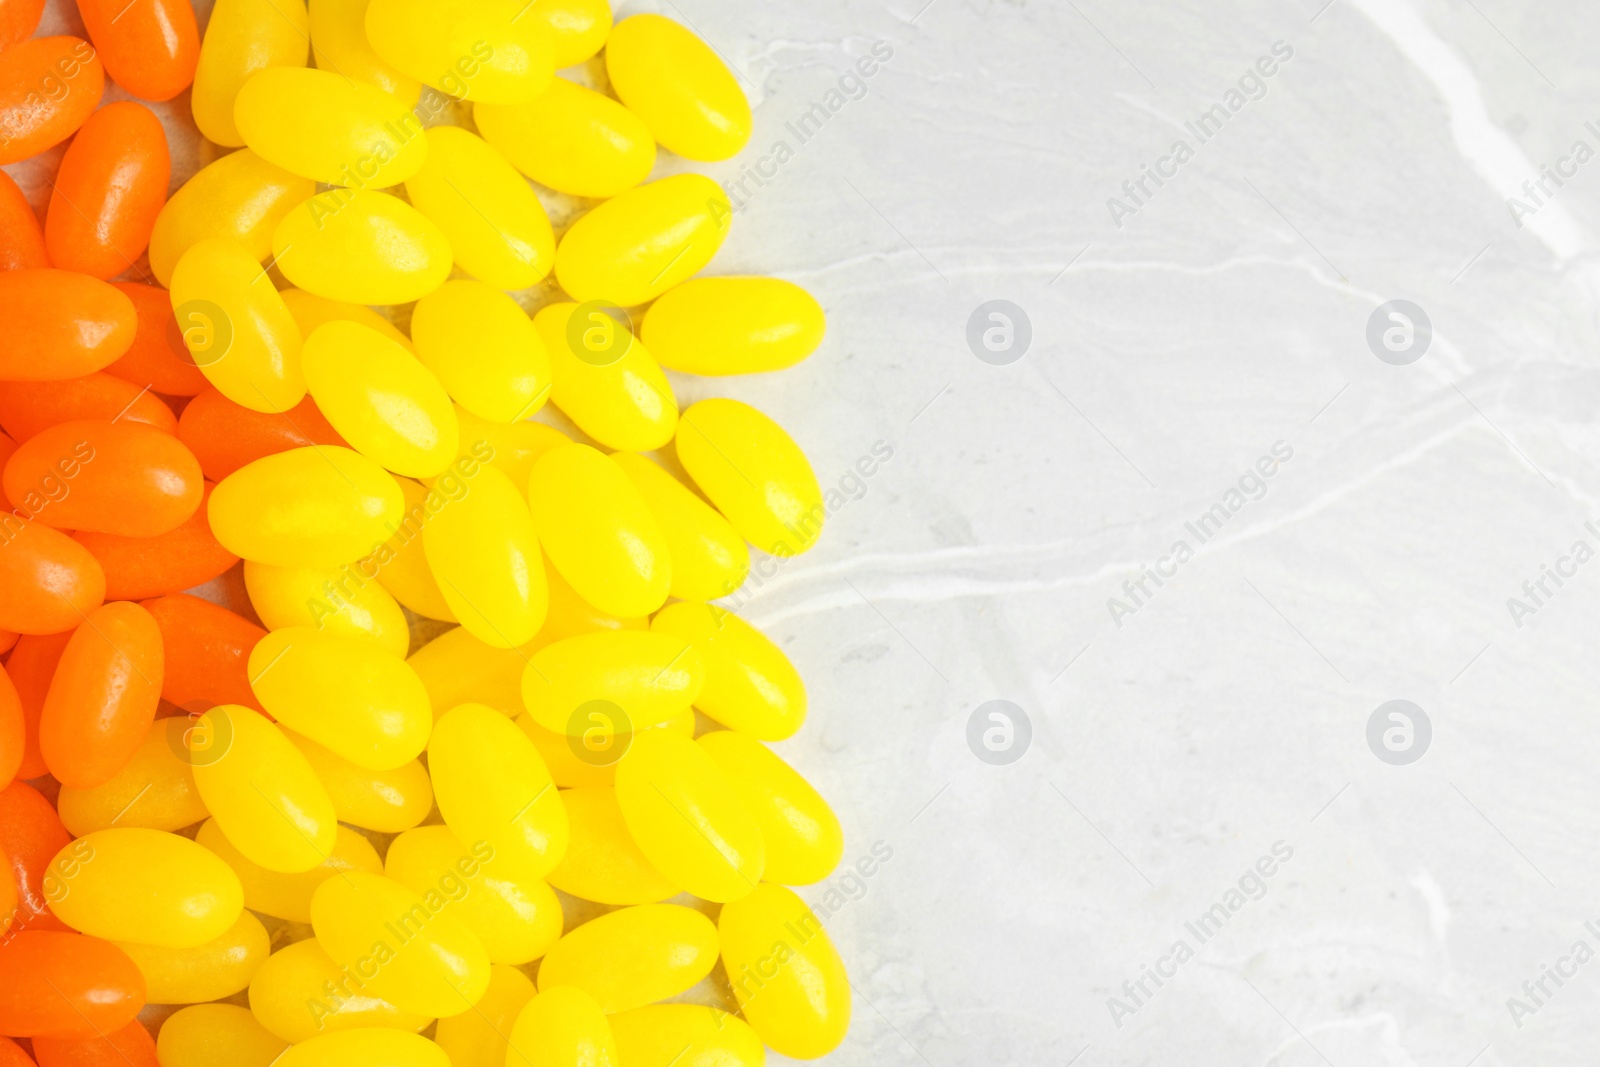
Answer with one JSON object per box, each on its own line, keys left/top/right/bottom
{"left": 0, "top": 1037, "right": 31, "bottom": 1067}
{"left": 0, "top": 520, "right": 106, "bottom": 636}
{"left": 75, "top": 0, "right": 199, "bottom": 102}
{"left": 0, "top": 930, "right": 145, "bottom": 1038}
{"left": 0, "top": 0, "right": 45, "bottom": 51}
{"left": 142, "top": 593, "right": 265, "bottom": 715}
{"left": 39, "top": 601, "right": 163, "bottom": 789}
{"left": 45, "top": 101, "right": 170, "bottom": 280}
{"left": 4, "top": 633, "right": 70, "bottom": 781}
{"left": 0, "top": 171, "right": 46, "bottom": 271}
{"left": 0, "top": 374, "right": 177, "bottom": 442}
{"left": 176, "top": 387, "right": 347, "bottom": 481}
{"left": 102, "top": 282, "right": 209, "bottom": 396}
{"left": 0, "top": 37, "right": 104, "bottom": 165}
{"left": 34, "top": 1018, "right": 160, "bottom": 1066}
{"left": 0, "top": 270, "right": 135, "bottom": 381}
{"left": 0, "top": 781, "right": 72, "bottom": 932}
{"left": 0, "top": 664, "right": 20, "bottom": 789}
{"left": 75, "top": 482, "right": 239, "bottom": 600}
{"left": 3, "top": 420, "right": 203, "bottom": 537}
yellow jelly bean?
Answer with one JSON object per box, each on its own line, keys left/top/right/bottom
{"left": 310, "top": 871, "right": 491, "bottom": 1017}
{"left": 157, "top": 1003, "right": 289, "bottom": 1067}
{"left": 514, "top": 704, "right": 691, "bottom": 789}
{"left": 507, "top": 986, "right": 618, "bottom": 1067}
{"left": 650, "top": 602, "right": 805, "bottom": 739}
{"left": 642, "top": 277, "right": 826, "bottom": 376}
{"left": 612, "top": 453, "right": 749, "bottom": 602}
{"left": 677, "top": 397, "right": 823, "bottom": 556}
{"left": 526, "top": 443, "right": 671, "bottom": 616}
{"left": 475, "top": 77, "right": 655, "bottom": 199}
{"left": 57, "top": 718, "right": 208, "bottom": 835}
{"left": 405, "top": 128, "right": 555, "bottom": 290}
{"left": 553, "top": 175, "right": 732, "bottom": 306}
{"left": 308, "top": 0, "right": 420, "bottom": 103}
{"left": 45, "top": 828, "right": 243, "bottom": 948}
{"left": 613, "top": 729, "right": 764, "bottom": 902}
{"left": 452, "top": 408, "right": 569, "bottom": 492}
{"left": 721, "top": 883, "right": 850, "bottom": 1058}
{"left": 536, "top": 903, "right": 718, "bottom": 1013}
{"left": 248, "top": 627, "right": 433, "bottom": 769}
{"left": 408, "top": 625, "right": 529, "bottom": 718}
{"left": 287, "top": 730, "right": 434, "bottom": 833}
{"left": 386, "top": 825, "right": 562, "bottom": 965}
{"left": 520, "top": 630, "right": 703, "bottom": 736}
{"left": 697, "top": 729, "right": 841, "bottom": 885}
{"left": 605, "top": 14, "right": 751, "bottom": 162}
{"left": 364, "top": 0, "right": 554, "bottom": 104}
{"left": 197, "top": 817, "right": 383, "bottom": 922}
{"left": 170, "top": 237, "right": 305, "bottom": 413}
{"left": 428, "top": 703, "right": 568, "bottom": 877}
{"left": 116, "top": 909, "right": 271, "bottom": 1003}
{"left": 191, "top": 705, "right": 338, "bottom": 873}
{"left": 273, "top": 189, "right": 452, "bottom": 305}
{"left": 276, "top": 1028, "right": 450, "bottom": 1067}
{"left": 192, "top": 0, "right": 309, "bottom": 146}
{"left": 249, "top": 938, "right": 431, "bottom": 1043}
{"left": 209, "top": 446, "right": 403, "bottom": 567}
{"left": 367, "top": 475, "right": 457, "bottom": 622}
{"left": 234, "top": 67, "right": 428, "bottom": 187}
{"left": 303, "top": 321, "right": 459, "bottom": 477}
{"left": 422, "top": 466, "right": 546, "bottom": 647}
{"left": 546, "top": 786, "right": 679, "bottom": 905}
{"left": 435, "top": 964, "right": 535, "bottom": 1067}
{"left": 535, "top": 556, "right": 648, "bottom": 644}
{"left": 149, "top": 150, "right": 313, "bottom": 287}
{"left": 608, "top": 1005, "right": 764, "bottom": 1067}
{"left": 281, "top": 287, "right": 413, "bottom": 349}
{"left": 411, "top": 281, "right": 551, "bottom": 424}
{"left": 244, "top": 559, "right": 411, "bottom": 657}
{"left": 532, "top": 302, "right": 677, "bottom": 452}
{"left": 527, "top": 0, "right": 609, "bottom": 67}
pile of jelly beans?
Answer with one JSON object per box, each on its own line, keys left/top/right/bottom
{"left": 0, "top": 0, "right": 851, "bottom": 1063}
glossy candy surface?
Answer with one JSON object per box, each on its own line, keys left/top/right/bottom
{"left": 547, "top": 786, "right": 679, "bottom": 905}
{"left": 0, "top": 170, "right": 46, "bottom": 271}
{"left": 0, "top": 270, "right": 135, "bottom": 381}
{"left": 0, "top": 38, "right": 104, "bottom": 165}
{"left": 155, "top": 1004, "right": 288, "bottom": 1067}
{"left": 247, "top": 937, "right": 430, "bottom": 1042}
{"left": 114, "top": 908, "right": 270, "bottom": 1003}
{"left": 276, "top": 1029, "right": 450, "bottom": 1067}
{"left": 39, "top": 602, "right": 163, "bottom": 789}
{"left": 74, "top": 482, "right": 240, "bottom": 600}
{"left": 245, "top": 559, "right": 410, "bottom": 656}
{"left": 273, "top": 190, "right": 452, "bottom": 305}
{"left": 197, "top": 816, "right": 380, "bottom": 921}
{"left": 606, "top": 14, "right": 751, "bottom": 161}
{"left": 148, "top": 149, "right": 313, "bottom": 287}
{"left": 422, "top": 465, "right": 546, "bottom": 647}
{"left": 76, "top": 0, "right": 199, "bottom": 101}
{"left": 143, "top": 593, "right": 265, "bottom": 713}
{"left": 475, "top": 77, "right": 654, "bottom": 199}
{"left": 527, "top": 0, "right": 609, "bottom": 66}
{"left": 643, "top": 276, "right": 826, "bottom": 375}
{"left": 677, "top": 397, "right": 824, "bottom": 556}
{"left": 433, "top": 964, "right": 533, "bottom": 1067}
{"left": 177, "top": 387, "right": 346, "bottom": 481}
{"left": 519, "top": 630, "right": 703, "bottom": 736}
{"left": 234, "top": 66, "right": 428, "bottom": 187}
{"left": 532, "top": 302, "right": 676, "bottom": 452}
{"left": 651, "top": 601, "right": 805, "bottom": 739}
{"left": 190, "top": 0, "right": 308, "bottom": 146}
{"left": 537, "top": 903, "right": 718, "bottom": 1013}
{"left": 613, "top": 453, "right": 749, "bottom": 602}
{"left": 307, "top": 0, "right": 418, "bottom": 102}
{"left": 0, "top": 930, "right": 145, "bottom": 1038}
{"left": 608, "top": 1005, "right": 765, "bottom": 1067}
{"left": 104, "top": 281, "right": 210, "bottom": 396}
{"left": 554, "top": 175, "right": 732, "bottom": 306}
{"left": 4, "top": 420, "right": 201, "bottom": 537}
{"left": 0, "top": 520, "right": 105, "bottom": 635}
{"left": 45, "top": 101, "right": 169, "bottom": 279}
{"left": 720, "top": 883, "right": 851, "bottom": 1057}
{"left": 698, "top": 728, "right": 842, "bottom": 884}
{"left": 508, "top": 985, "right": 618, "bottom": 1067}
{"left": 56, "top": 718, "right": 208, "bottom": 836}
{"left": 412, "top": 281, "right": 550, "bottom": 424}
{"left": 0, "top": 373, "right": 176, "bottom": 441}
{"left": 287, "top": 730, "right": 433, "bottom": 832}
{"left": 364, "top": 0, "right": 554, "bottom": 104}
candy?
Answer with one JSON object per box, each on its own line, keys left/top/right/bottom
{"left": 433, "top": 964, "right": 533, "bottom": 1067}
{"left": 607, "top": 1005, "right": 765, "bottom": 1067}
{"left": 422, "top": 465, "right": 547, "bottom": 647}
{"left": 0, "top": 780, "right": 71, "bottom": 931}
{"left": 698, "top": 729, "right": 841, "bottom": 884}
{"left": 280, "top": 288, "right": 412, "bottom": 350}
{"left": 720, "top": 884, "right": 850, "bottom": 1058}
{"left": 0, "top": 374, "right": 176, "bottom": 442}
{"left": 176, "top": 387, "right": 346, "bottom": 481}
{"left": 247, "top": 937, "right": 430, "bottom": 1043}
{"left": 75, "top": 0, "right": 198, "bottom": 101}
{"left": 147, "top": 149, "right": 313, "bottom": 288}
{"left": 519, "top": 630, "right": 703, "bottom": 735}
{"left": 408, "top": 625, "right": 529, "bottom": 717}
{"left": 56, "top": 718, "right": 208, "bottom": 835}
{"left": 0, "top": 38, "right": 104, "bottom": 165}
{"left": 412, "top": 282, "right": 551, "bottom": 425}
{"left": 546, "top": 785, "right": 680, "bottom": 905}
{"left": 155, "top": 1004, "right": 288, "bottom": 1067}
{"left": 272, "top": 190, "right": 452, "bottom": 305}
{"left": 196, "top": 816, "right": 381, "bottom": 921}
{"left": 535, "top": 904, "right": 718, "bottom": 1012}
{"left": 44, "top": 101, "right": 169, "bottom": 279}
{"left": 605, "top": 14, "right": 751, "bottom": 161}
{"left": 0, "top": 935, "right": 144, "bottom": 1038}
{"left": 0, "top": 270, "right": 135, "bottom": 381}
{"left": 114, "top": 908, "right": 269, "bottom": 1003}
{"left": 475, "top": 76, "right": 654, "bottom": 199}
{"left": 650, "top": 601, "right": 806, "bottom": 739}
{"left": 307, "top": 0, "right": 418, "bottom": 102}
{"left": 676, "top": 397, "right": 824, "bottom": 556}
{"left": 642, "top": 277, "right": 826, "bottom": 375}
{"left": 190, "top": 0, "right": 308, "bottom": 146}
{"left": 364, "top": 0, "right": 553, "bottom": 104}
{"left": 74, "top": 482, "right": 240, "bottom": 600}
{"left": 275, "top": 1029, "right": 449, "bottom": 1067}
{"left": 532, "top": 302, "right": 677, "bottom": 452}
{"left": 0, "top": 665, "right": 20, "bottom": 790}
{"left": 365, "top": 476, "right": 455, "bottom": 621}
{"left": 104, "top": 282, "right": 210, "bottom": 396}
{"left": 4, "top": 420, "right": 201, "bottom": 536}
{"left": 142, "top": 593, "right": 265, "bottom": 713}
{"left": 0, "top": 519, "right": 105, "bottom": 635}
{"left": 0, "top": 170, "right": 46, "bottom": 271}
{"left": 245, "top": 559, "right": 411, "bottom": 657}
{"left": 286, "top": 730, "right": 433, "bottom": 833}
{"left": 613, "top": 453, "right": 749, "bottom": 601}
{"left": 0, "top": 0, "right": 44, "bottom": 51}
{"left": 39, "top": 602, "right": 163, "bottom": 789}
{"left": 526, "top": 0, "right": 610, "bottom": 67}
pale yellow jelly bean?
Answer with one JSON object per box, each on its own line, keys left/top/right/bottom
{"left": 367, "top": 475, "right": 457, "bottom": 622}
{"left": 276, "top": 1028, "right": 450, "bottom": 1067}
{"left": 526, "top": 443, "right": 671, "bottom": 616}
{"left": 198, "top": 817, "right": 383, "bottom": 922}
{"left": 116, "top": 909, "right": 271, "bottom": 1003}
{"left": 613, "top": 729, "right": 764, "bottom": 902}
{"left": 248, "top": 627, "right": 433, "bottom": 769}
{"left": 520, "top": 630, "right": 703, "bottom": 737}
{"left": 515, "top": 704, "right": 691, "bottom": 789}
{"left": 308, "top": 0, "right": 419, "bottom": 103}
{"left": 249, "top": 938, "right": 432, "bottom": 1043}
{"left": 697, "top": 729, "right": 841, "bottom": 885}
{"left": 475, "top": 77, "right": 654, "bottom": 199}
{"left": 508, "top": 986, "right": 617, "bottom": 1067}
{"left": 405, "top": 128, "right": 555, "bottom": 290}
{"left": 605, "top": 14, "right": 751, "bottom": 162}
{"left": 428, "top": 703, "right": 568, "bottom": 878}
{"left": 721, "top": 883, "right": 850, "bottom": 1058}
{"left": 281, "top": 288, "right": 413, "bottom": 349}
{"left": 554, "top": 174, "right": 733, "bottom": 306}
{"left": 210, "top": 446, "right": 404, "bottom": 568}
{"left": 169, "top": 237, "right": 305, "bottom": 413}
{"left": 677, "top": 397, "right": 824, "bottom": 557}
{"left": 57, "top": 718, "right": 208, "bottom": 835}
{"left": 528, "top": 0, "right": 610, "bottom": 67}
{"left": 149, "top": 150, "right": 313, "bottom": 287}
{"left": 651, "top": 601, "right": 805, "bottom": 740}
{"left": 547, "top": 786, "right": 679, "bottom": 905}
{"left": 408, "top": 625, "right": 529, "bottom": 718}
{"left": 311, "top": 871, "right": 492, "bottom": 1017}
{"left": 191, "top": 0, "right": 309, "bottom": 146}
{"left": 535, "top": 556, "right": 648, "bottom": 645}
{"left": 192, "top": 704, "right": 339, "bottom": 872}
{"left": 537, "top": 903, "right": 718, "bottom": 1013}
{"left": 608, "top": 1005, "right": 764, "bottom": 1067}
{"left": 46, "top": 828, "right": 244, "bottom": 948}
{"left": 273, "top": 189, "right": 452, "bottom": 305}
{"left": 642, "top": 276, "right": 826, "bottom": 376}
{"left": 234, "top": 67, "right": 428, "bottom": 187}
{"left": 157, "top": 1003, "right": 289, "bottom": 1067}
{"left": 364, "top": 0, "right": 554, "bottom": 104}
{"left": 435, "top": 964, "right": 535, "bottom": 1067}
{"left": 286, "top": 730, "right": 434, "bottom": 833}
{"left": 532, "top": 302, "right": 677, "bottom": 452}
{"left": 422, "top": 467, "right": 546, "bottom": 647}
{"left": 452, "top": 408, "right": 569, "bottom": 493}
{"left": 385, "top": 825, "right": 562, "bottom": 966}
{"left": 303, "top": 321, "right": 459, "bottom": 478}
{"left": 412, "top": 282, "right": 551, "bottom": 424}
{"left": 612, "top": 453, "right": 749, "bottom": 602}
{"left": 244, "top": 559, "right": 411, "bottom": 657}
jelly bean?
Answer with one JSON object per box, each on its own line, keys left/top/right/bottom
{"left": 75, "top": 482, "right": 238, "bottom": 600}
{"left": 4, "top": 636, "right": 70, "bottom": 781}
{"left": 286, "top": 726, "right": 433, "bottom": 833}
{"left": 103, "top": 282, "right": 210, "bottom": 395}
{"left": 57, "top": 718, "right": 208, "bottom": 836}
{"left": 142, "top": 593, "right": 265, "bottom": 714}
{"left": 385, "top": 824, "right": 562, "bottom": 965}
{"left": 408, "top": 625, "right": 530, "bottom": 718}
{"left": 248, "top": 627, "right": 431, "bottom": 768}
{"left": 677, "top": 397, "right": 823, "bottom": 556}
{"left": 190, "top": 0, "right": 307, "bottom": 146}
{"left": 169, "top": 238, "right": 305, "bottom": 413}
{"left": 0, "top": 931, "right": 143, "bottom": 1038}
{"left": 433, "top": 964, "right": 533, "bottom": 1067}
{"left": 235, "top": 67, "right": 428, "bottom": 187}
{"left": 643, "top": 277, "right": 825, "bottom": 376}
{"left": 526, "top": 443, "right": 671, "bottom": 616}
{"left": 614, "top": 729, "right": 764, "bottom": 902}
{"left": 0, "top": 631, "right": 14, "bottom": 654}
{"left": 475, "top": 77, "right": 653, "bottom": 199}
{"left": 302, "top": 321, "right": 458, "bottom": 477}
{"left": 148, "top": 150, "right": 313, "bottom": 287}
{"left": 516, "top": 714, "right": 610, "bottom": 789}
{"left": 115, "top": 908, "right": 269, "bottom": 1003}
{"left": 412, "top": 283, "right": 551, "bottom": 424}
{"left": 451, "top": 408, "right": 568, "bottom": 493}
{"left": 720, "top": 883, "right": 849, "bottom": 1057}
{"left": 651, "top": 602, "right": 805, "bottom": 740}
{"left": 506, "top": 986, "right": 617, "bottom": 1067}
{"left": 177, "top": 387, "right": 346, "bottom": 481}
{"left": 423, "top": 466, "right": 546, "bottom": 647}
{"left": 520, "top": 630, "right": 702, "bottom": 736}
{"left": 427, "top": 703, "right": 567, "bottom": 877}
{"left": 39, "top": 602, "right": 162, "bottom": 789}
{"left": 5, "top": 420, "right": 202, "bottom": 537}
{"left": 0, "top": 781, "right": 71, "bottom": 931}
{"left": 365, "top": 475, "right": 455, "bottom": 621}
{"left": 245, "top": 559, "right": 410, "bottom": 656}
{"left": 155, "top": 1003, "right": 288, "bottom": 1067}
{"left": 310, "top": 871, "right": 491, "bottom": 1017}
{"left": 554, "top": 175, "right": 732, "bottom": 306}
{"left": 0, "top": 270, "right": 135, "bottom": 381}
{"left": 45, "top": 828, "right": 242, "bottom": 947}
{"left": 536, "top": 903, "right": 718, "bottom": 1013}
{"left": 276, "top": 1029, "right": 449, "bottom": 1067}
{"left": 613, "top": 453, "right": 749, "bottom": 602}
{"left": 0, "top": 38, "right": 104, "bottom": 165}
{"left": 0, "top": 665, "right": 19, "bottom": 789}
{"left": 0, "top": 170, "right": 46, "bottom": 271}
{"left": 272, "top": 189, "right": 452, "bottom": 305}
{"left": 248, "top": 938, "right": 431, "bottom": 1043}
{"left": 32, "top": 1018, "right": 158, "bottom": 1067}
{"left": 405, "top": 128, "right": 554, "bottom": 290}
{"left": 0, "top": 1038, "right": 28, "bottom": 1067}
{"left": 307, "top": 0, "right": 418, "bottom": 102}
{"left": 698, "top": 729, "right": 840, "bottom": 884}
{"left": 76, "top": 0, "right": 198, "bottom": 101}
{"left": 533, "top": 555, "right": 648, "bottom": 644}
{"left": 0, "top": 520, "right": 105, "bottom": 636}
{"left": 44, "top": 101, "right": 169, "bottom": 279}
{"left": 280, "top": 288, "right": 411, "bottom": 350}
{"left": 608, "top": 1005, "right": 764, "bottom": 1067}
{"left": 531, "top": 302, "right": 676, "bottom": 452}
{"left": 528, "top": 0, "right": 608, "bottom": 66}
{"left": 364, "top": 0, "right": 552, "bottom": 104}
{"left": 209, "top": 445, "right": 403, "bottom": 567}
{"left": 0, "top": 0, "right": 43, "bottom": 51}
{"left": 196, "top": 817, "right": 380, "bottom": 921}
{"left": 547, "top": 786, "right": 679, "bottom": 905}
{"left": 0, "top": 375, "right": 176, "bottom": 441}
{"left": 606, "top": 14, "right": 750, "bottom": 162}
